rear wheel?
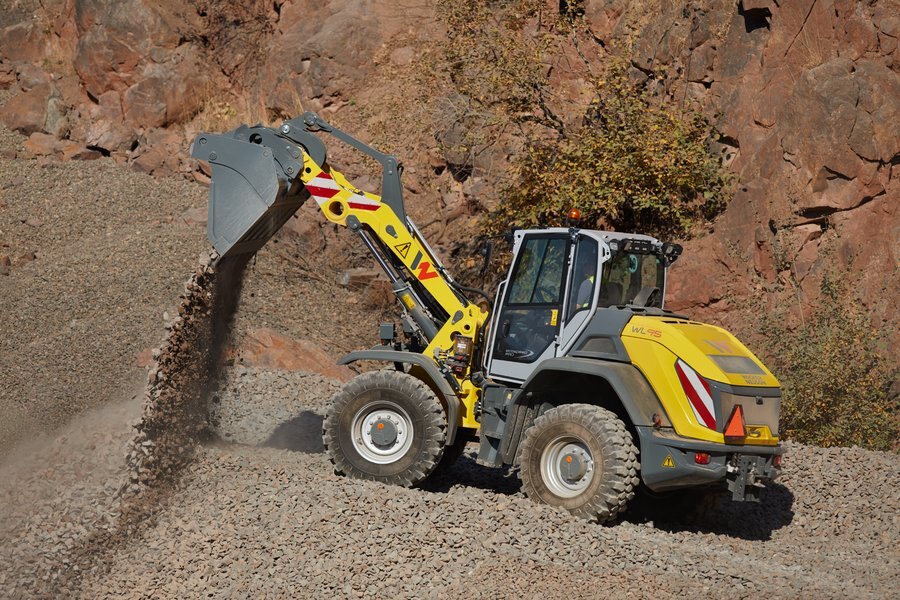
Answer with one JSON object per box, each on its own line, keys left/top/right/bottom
{"left": 323, "top": 370, "right": 446, "bottom": 487}
{"left": 519, "top": 404, "right": 639, "bottom": 522}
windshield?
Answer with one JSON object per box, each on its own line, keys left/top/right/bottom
{"left": 507, "top": 237, "right": 568, "bottom": 305}
{"left": 599, "top": 251, "right": 665, "bottom": 308}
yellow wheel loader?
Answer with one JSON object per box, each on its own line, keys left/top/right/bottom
{"left": 191, "top": 113, "right": 784, "bottom": 522}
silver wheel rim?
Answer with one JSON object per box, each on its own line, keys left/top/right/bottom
{"left": 350, "top": 400, "right": 414, "bottom": 465}
{"left": 540, "top": 435, "right": 595, "bottom": 498}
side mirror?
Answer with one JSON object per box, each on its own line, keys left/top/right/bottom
{"left": 661, "top": 242, "right": 683, "bottom": 266}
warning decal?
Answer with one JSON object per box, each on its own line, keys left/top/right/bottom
{"left": 662, "top": 454, "right": 676, "bottom": 468}
{"left": 394, "top": 242, "right": 411, "bottom": 258}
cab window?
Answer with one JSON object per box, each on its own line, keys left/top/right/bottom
{"left": 565, "top": 238, "right": 599, "bottom": 321}
{"left": 492, "top": 236, "right": 569, "bottom": 365}
{"left": 599, "top": 251, "right": 665, "bottom": 307}
{"left": 507, "top": 238, "right": 568, "bottom": 305}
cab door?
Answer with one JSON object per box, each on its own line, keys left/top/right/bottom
{"left": 557, "top": 235, "right": 600, "bottom": 355}
{"left": 487, "top": 233, "right": 570, "bottom": 383}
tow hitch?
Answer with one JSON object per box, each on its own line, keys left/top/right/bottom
{"left": 726, "top": 453, "right": 780, "bottom": 502}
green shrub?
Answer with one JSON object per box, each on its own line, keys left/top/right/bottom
{"left": 485, "top": 63, "right": 732, "bottom": 238}
{"left": 760, "top": 274, "right": 898, "bottom": 451}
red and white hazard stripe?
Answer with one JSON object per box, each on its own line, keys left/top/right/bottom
{"left": 304, "top": 171, "right": 380, "bottom": 211}
{"left": 347, "top": 194, "right": 381, "bottom": 211}
{"left": 675, "top": 359, "right": 716, "bottom": 429}
{"left": 305, "top": 172, "right": 341, "bottom": 206}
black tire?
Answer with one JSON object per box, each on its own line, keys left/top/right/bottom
{"left": 519, "top": 404, "right": 639, "bottom": 522}
{"left": 323, "top": 370, "right": 446, "bottom": 487}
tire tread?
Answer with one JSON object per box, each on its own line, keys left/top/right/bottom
{"left": 519, "top": 403, "right": 640, "bottom": 522}
{"left": 323, "top": 370, "right": 446, "bottom": 487}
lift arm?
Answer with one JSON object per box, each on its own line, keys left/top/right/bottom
{"left": 191, "top": 114, "right": 488, "bottom": 427}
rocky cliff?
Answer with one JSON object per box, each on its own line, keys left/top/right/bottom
{"left": 1, "top": 0, "right": 897, "bottom": 349}
{"left": 609, "top": 0, "right": 898, "bottom": 344}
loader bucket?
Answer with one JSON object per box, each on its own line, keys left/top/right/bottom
{"left": 191, "top": 131, "right": 309, "bottom": 260}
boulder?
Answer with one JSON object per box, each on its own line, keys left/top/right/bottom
{"left": 77, "top": 90, "right": 136, "bottom": 153}
{"left": 236, "top": 328, "right": 354, "bottom": 382}
{"left": 0, "top": 84, "right": 52, "bottom": 135}
{"left": 14, "top": 63, "right": 51, "bottom": 91}
{"left": 0, "top": 61, "right": 14, "bottom": 89}
{"left": 178, "top": 207, "right": 207, "bottom": 227}
{"left": 23, "top": 132, "right": 62, "bottom": 156}
{"left": 122, "top": 46, "right": 207, "bottom": 128}
{"left": 59, "top": 142, "right": 103, "bottom": 161}
{"left": 130, "top": 128, "right": 184, "bottom": 175}
{"left": 0, "top": 22, "right": 47, "bottom": 63}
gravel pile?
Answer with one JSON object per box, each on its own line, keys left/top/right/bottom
{"left": 71, "top": 368, "right": 899, "bottom": 599}
{"left": 0, "top": 123, "right": 208, "bottom": 456}
{"left": 1, "top": 252, "right": 236, "bottom": 597}
{"left": 0, "top": 396, "right": 140, "bottom": 596}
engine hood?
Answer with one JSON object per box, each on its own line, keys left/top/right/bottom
{"left": 622, "top": 315, "right": 779, "bottom": 388}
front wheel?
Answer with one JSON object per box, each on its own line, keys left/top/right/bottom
{"left": 323, "top": 370, "right": 446, "bottom": 487}
{"left": 519, "top": 404, "right": 639, "bottom": 522}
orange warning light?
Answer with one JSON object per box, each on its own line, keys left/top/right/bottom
{"left": 724, "top": 405, "right": 746, "bottom": 443}
{"left": 567, "top": 208, "right": 582, "bottom": 221}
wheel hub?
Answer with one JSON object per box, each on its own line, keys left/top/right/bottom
{"left": 350, "top": 402, "right": 414, "bottom": 465}
{"left": 559, "top": 450, "right": 588, "bottom": 482}
{"left": 541, "top": 437, "right": 596, "bottom": 498}
{"left": 369, "top": 418, "right": 398, "bottom": 446}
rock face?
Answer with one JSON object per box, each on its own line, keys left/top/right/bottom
{"left": 0, "top": 0, "right": 386, "bottom": 173}
{"left": 589, "top": 0, "right": 899, "bottom": 343}
{"left": 0, "top": 0, "right": 896, "bottom": 346}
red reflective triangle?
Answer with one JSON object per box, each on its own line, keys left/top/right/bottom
{"left": 724, "top": 404, "right": 746, "bottom": 441}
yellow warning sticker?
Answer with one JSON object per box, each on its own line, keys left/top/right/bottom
{"left": 550, "top": 309, "right": 558, "bottom": 326}
{"left": 394, "top": 242, "right": 411, "bottom": 259}
{"left": 662, "top": 453, "right": 676, "bottom": 468}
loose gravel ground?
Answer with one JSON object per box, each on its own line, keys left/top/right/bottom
{"left": 0, "top": 123, "right": 208, "bottom": 455}
{"left": 69, "top": 367, "right": 899, "bottom": 600}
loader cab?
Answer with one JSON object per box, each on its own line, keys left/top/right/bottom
{"left": 485, "top": 229, "right": 674, "bottom": 383}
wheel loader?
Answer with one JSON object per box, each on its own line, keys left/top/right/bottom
{"left": 191, "top": 112, "right": 784, "bottom": 522}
